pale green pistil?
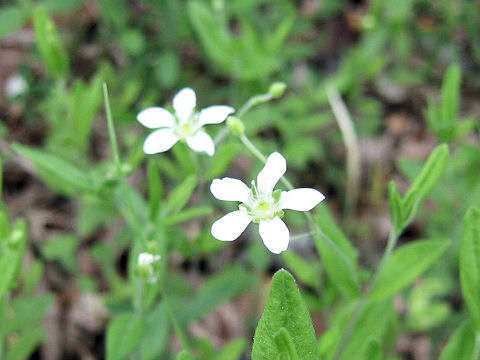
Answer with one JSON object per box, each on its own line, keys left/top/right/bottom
{"left": 242, "top": 195, "right": 284, "bottom": 223}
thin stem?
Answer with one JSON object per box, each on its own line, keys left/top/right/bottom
{"left": 289, "top": 232, "right": 316, "bottom": 241}
{"left": 326, "top": 86, "right": 360, "bottom": 221}
{"left": 102, "top": 83, "right": 122, "bottom": 173}
{"left": 215, "top": 92, "right": 274, "bottom": 145}
{"left": 239, "top": 134, "right": 267, "bottom": 163}
{"left": 472, "top": 333, "right": 480, "bottom": 360}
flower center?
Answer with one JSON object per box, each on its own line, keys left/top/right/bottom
{"left": 241, "top": 182, "right": 284, "bottom": 223}
{"left": 180, "top": 123, "right": 195, "bottom": 137}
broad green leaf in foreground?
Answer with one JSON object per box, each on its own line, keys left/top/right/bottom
{"left": 251, "top": 269, "right": 316, "bottom": 360}
{"left": 460, "top": 207, "right": 480, "bottom": 330}
{"left": 369, "top": 238, "right": 450, "bottom": 300}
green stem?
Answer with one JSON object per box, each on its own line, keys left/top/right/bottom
{"left": 102, "top": 83, "right": 122, "bottom": 173}
{"left": 215, "top": 92, "right": 274, "bottom": 145}
{"left": 239, "top": 134, "right": 266, "bottom": 163}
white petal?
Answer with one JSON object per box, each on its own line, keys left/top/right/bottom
{"left": 137, "top": 107, "right": 175, "bottom": 129}
{"left": 186, "top": 131, "right": 215, "bottom": 156}
{"left": 210, "top": 178, "right": 251, "bottom": 203}
{"left": 198, "top": 105, "right": 235, "bottom": 126}
{"left": 259, "top": 217, "right": 289, "bottom": 254}
{"left": 143, "top": 128, "right": 179, "bottom": 154}
{"left": 281, "top": 188, "right": 325, "bottom": 211}
{"left": 173, "top": 87, "right": 196, "bottom": 121}
{"left": 211, "top": 211, "right": 252, "bottom": 241}
{"left": 257, "top": 152, "right": 287, "bottom": 196}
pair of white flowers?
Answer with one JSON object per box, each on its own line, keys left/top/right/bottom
{"left": 138, "top": 88, "right": 325, "bottom": 254}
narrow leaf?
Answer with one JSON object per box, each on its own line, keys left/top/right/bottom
{"left": 460, "top": 207, "right": 480, "bottom": 330}
{"left": 369, "top": 239, "right": 450, "bottom": 300}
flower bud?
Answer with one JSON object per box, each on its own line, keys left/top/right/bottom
{"left": 268, "top": 82, "right": 287, "bottom": 99}
{"left": 227, "top": 116, "right": 245, "bottom": 136}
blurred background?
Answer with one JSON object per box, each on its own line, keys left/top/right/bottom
{"left": 1, "top": 0, "right": 479, "bottom": 359}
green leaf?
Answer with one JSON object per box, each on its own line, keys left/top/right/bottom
{"left": 41, "top": 234, "right": 78, "bottom": 273}
{"left": 32, "top": 6, "right": 69, "bottom": 78}
{"left": 314, "top": 207, "right": 360, "bottom": 298}
{"left": 0, "top": 220, "right": 27, "bottom": 298}
{"left": 251, "top": 269, "right": 316, "bottom": 360}
{"left": 161, "top": 206, "right": 212, "bottom": 226}
{"left": 187, "top": 1, "right": 234, "bottom": 74}
{"left": 388, "top": 181, "right": 403, "bottom": 234}
{"left": 6, "top": 294, "right": 53, "bottom": 334}
{"left": 440, "top": 64, "right": 461, "bottom": 131}
{"left": 460, "top": 207, "right": 480, "bottom": 330}
{"left": 69, "top": 76, "right": 103, "bottom": 151}
{"left": 403, "top": 144, "right": 449, "bottom": 206}
{"left": 163, "top": 175, "right": 197, "bottom": 216}
{"left": 274, "top": 328, "right": 299, "bottom": 360}
{"left": 215, "top": 338, "right": 247, "bottom": 360}
{"left": 179, "top": 266, "right": 254, "bottom": 324}
{"left": 106, "top": 313, "right": 146, "bottom": 360}
{"left": 369, "top": 239, "right": 450, "bottom": 300}
{"left": 175, "top": 351, "right": 195, "bottom": 360}
{"left": 13, "top": 143, "right": 95, "bottom": 196}
{"left": 361, "top": 338, "right": 382, "bottom": 360}
{"left": 0, "top": 255, "right": 17, "bottom": 298}
{"left": 0, "top": 6, "right": 28, "bottom": 40}
{"left": 140, "top": 302, "right": 169, "bottom": 360}
{"left": 329, "top": 299, "right": 393, "bottom": 360}
{"left": 439, "top": 320, "right": 477, "bottom": 360}
{"left": 281, "top": 251, "right": 321, "bottom": 290}
{"left": 206, "top": 143, "right": 238, "bottom": 180}
{"left": 6, "top": 327, "right": 47, "bottom": 360}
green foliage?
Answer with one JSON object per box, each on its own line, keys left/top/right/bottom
{"left": 33, "top": 6, "right": 69, "bottom": 78}
{"left": 390, "top": 144, "right": 449, "bottom": 234}
{"left": 0, "top": 6, "right": 28, "bottom": 40}
{"left": 460, "top": 207, "right": 480, "bottom": 330}
{"left": 314, "top": 207, "right": 360, "bottom": 298}
{"left": 13, "top": 143, "right": 96, "bottom": 196}
{"left": 369, "top": 239, "right": 450, "bottom": 300}
{"left": 252, "top": 269, "right": 316, "bottom": 360}
{"left": 106, "top": 313, "right": 146, "bottom": 360}
{"left": 426, "top": 64, "right": 474, "bottom": 142}
{"left": 439, "top": 321, "right": 477, "bottom": 360}
{"left": 187, "top": 1, "right": 293, "bottom": 80}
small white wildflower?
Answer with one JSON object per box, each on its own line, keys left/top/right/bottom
{"left": 210, "top": 152, "right": 325, "bottom": 254}
{"left": 137, "top": 252, "right": 161, "bottom": 283}
{"left": 5, "top": 74, "right": 27, "bottom": 99}
{"left": 137, "top": 87, "right": 234, "bottom": 156}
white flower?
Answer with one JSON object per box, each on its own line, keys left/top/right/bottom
{"left": 210, "top": 152, "right": 325, "bottom": 254}
{"left": 137, "top": 87, "right": 234, "bottom": 156}
{"left": 137, "top": 252, "right": 161, "bottom": 283}
{"left": 5, "top": 74, "right": 27, "bottom": 99}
